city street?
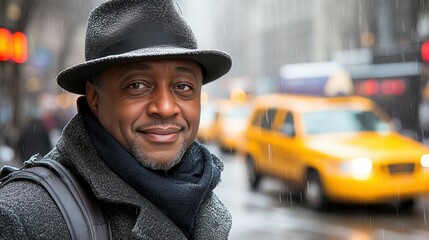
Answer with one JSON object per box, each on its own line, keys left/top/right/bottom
{"left": 209, "top": 144, "right": 429, "bottom": 240}
{"left": 1, "top": 1, "right": 429, "bottom": 240}
{"left": 2, "top": 144, "right": 429, "bottom": 239}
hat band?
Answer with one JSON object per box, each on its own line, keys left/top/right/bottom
{"left": 90, "top": 33, "right": 195, "bottom": 60}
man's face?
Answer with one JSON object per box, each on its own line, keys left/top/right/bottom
{"left": 86, "top": 59, "right": 202, "bottom": 170}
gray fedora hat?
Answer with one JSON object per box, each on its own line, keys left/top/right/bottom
{"left": 57, "top": 0, "right": 232, "bottom": 95}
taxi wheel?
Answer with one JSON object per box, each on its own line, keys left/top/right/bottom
{"left": 220, "top": 144, "right": 232, "bottom": 154}
{"left": 304, "top": 171, "right": 327, "bottom": 211}
{"left": 246, "top": 157, "right": 261, "bottom": 191}
{"left": 396, "top": 199, "right": 415, "bottom": 214}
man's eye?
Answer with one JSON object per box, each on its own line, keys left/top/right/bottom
{"left": 128, "top": 83, "right": 146, "bottom": 89}
{"left": 175, "top": 84, "right": 192, "bottom": 91}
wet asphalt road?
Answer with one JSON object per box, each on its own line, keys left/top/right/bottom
{"left": 2, "top": 145, "right": 429, "bottom": 239}
{"left": 210, "top": 144, "right": 429, "bottom": 240}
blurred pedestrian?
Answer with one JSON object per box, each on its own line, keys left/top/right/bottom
{"left": 0, "top": 0, "right": 232, "bottom": 239}
{"left": 15, "top": 115, "right": 52, "bottom": 162}
{"left": 15, "top": 94, "right": 61, "bottom": 162}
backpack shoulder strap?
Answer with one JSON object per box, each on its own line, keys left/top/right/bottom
{"left": 0, "top": 159, "right": 111, "bottom": 240}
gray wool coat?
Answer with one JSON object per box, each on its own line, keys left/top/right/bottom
{"left": 0, "top": 112, "right": 232, "bottom": 240}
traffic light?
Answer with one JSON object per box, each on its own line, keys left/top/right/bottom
{"left": 11, "top": 32, "right": 27, "bottom": 63}
{"left": 0, "top": 28, "right": 11, "bottom": 61}
{"left": 0, "top": 28, "right": 28, "bottom": 63}
{"left": 421, "top": 41, "right": 429, "bottom": 62}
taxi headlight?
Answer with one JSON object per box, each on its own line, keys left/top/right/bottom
{"left": 340, "top": 157, "right": 373, "bottom": 178}
{"left": 420, "top": 154, "right": 429, "bottom": 168}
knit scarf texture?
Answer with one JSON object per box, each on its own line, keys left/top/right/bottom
{"left": 78, "top": 98, "right": 221, "bottom": 238}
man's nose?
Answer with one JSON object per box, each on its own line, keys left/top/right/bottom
{"left": 147, "top": 86, "right": 179, "bottom": 118}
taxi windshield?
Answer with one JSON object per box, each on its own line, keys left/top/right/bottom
{"left": 304, "top": 110, "right": 390, "bottom": 135}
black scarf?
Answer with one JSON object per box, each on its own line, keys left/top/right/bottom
{"left": 78, "top": 98, "right": 222, "bottom": 238}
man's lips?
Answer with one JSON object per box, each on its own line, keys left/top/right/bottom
{"left": 140, "top": 126, "right": 182, "bottom": 143}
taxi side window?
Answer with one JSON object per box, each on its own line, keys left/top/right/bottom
{"left": 252, "top": 108, "right": 277, "bottom": 130}
{"left": 281, "top": 112, "right": 295, "bottom": 137}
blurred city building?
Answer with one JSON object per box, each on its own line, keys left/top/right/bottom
{"left": 0, "top": 0, "right": 101, "bottom": 153}
{"left": 181, "top": 0, "right": 426, "bottom": 95}
{"left": 181, "top": 0, "right": 429, "bottom": 140}
{"left": 0, "top": 0, "right": 429, "bottom": 149}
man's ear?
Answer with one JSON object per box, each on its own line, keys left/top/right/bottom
{"left": 86, "top": 81, "right": 99, "bottom": 117}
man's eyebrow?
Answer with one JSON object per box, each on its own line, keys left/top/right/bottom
{"left": 121, "top": 63, "right": 151, "bottom": 73}
{"left": 120, "top": 63, "right": 200, "bottom": 79}
{"left": 176, "top": 66, "right": 200, "bottom": 79}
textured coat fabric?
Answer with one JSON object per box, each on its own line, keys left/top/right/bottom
{"left": 0, "top": 111, "right": 232, "bottom": 239}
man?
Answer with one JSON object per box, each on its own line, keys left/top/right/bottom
{"left": 0, "top": 0, "right": 232, "bottom": 239}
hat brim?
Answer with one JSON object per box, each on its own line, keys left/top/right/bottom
{"left": 57, "top": 46, "right": 232, "bottom": 95}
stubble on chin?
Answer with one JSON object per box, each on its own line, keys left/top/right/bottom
{"left": 130, "top": 137, "right": 187, "bottom": 171}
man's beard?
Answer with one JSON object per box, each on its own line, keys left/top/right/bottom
{"left": 131, "top": 139, "right": 187, "bottom": 171}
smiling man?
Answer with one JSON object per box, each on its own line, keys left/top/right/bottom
{"left": 88, "top": 60, "right": 203, "bottom": 170}
{"left": 0, "top": 0, "right": 232, "bottom": 239}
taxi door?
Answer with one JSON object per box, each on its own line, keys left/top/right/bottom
{"left": 245, "top": 107, "right": 278, "bottom": 174}
{"left": 270, "top": 110, "right": 303, "bottom": 184}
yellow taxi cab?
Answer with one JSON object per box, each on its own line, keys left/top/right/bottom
{"left": 197, "top": 101, "right": 218, "bottom": 143}
{"left": 213, "top": 99, "right": 251, "bottom": 153}
{"left": 241, "top": 93, "right": 429, "bottom": 211}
